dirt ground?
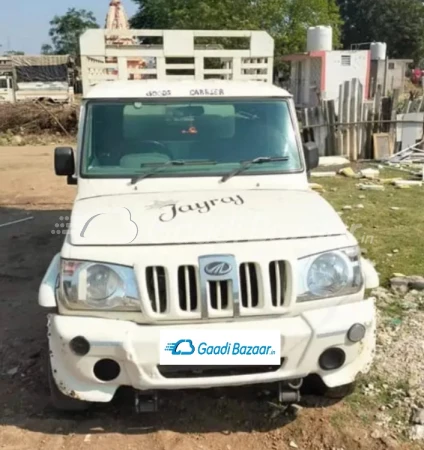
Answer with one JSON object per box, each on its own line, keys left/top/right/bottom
{"left": 0, "top": 146, "right": 415, "bottom": 450}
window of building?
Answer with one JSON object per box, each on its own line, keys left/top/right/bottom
{"left": 388, "top": 62, "right": 395, "bottom": 70}
{"left": 341, "top": 55, "right": 352, "bottom": 66}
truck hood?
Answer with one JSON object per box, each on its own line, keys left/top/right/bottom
{"left": 68, "top": 189, "right": 347, "bottom": 246}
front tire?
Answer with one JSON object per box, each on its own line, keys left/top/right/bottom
{"left": 47, "top": 354, "right": 91, "bottom": 412}
{"left": 324, "top": 382, "right": 356, "bottom": 399}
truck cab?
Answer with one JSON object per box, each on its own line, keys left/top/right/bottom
{"left": 39, "top": 29, "right": 379, "bottom": 411}
{"left": 0, "top": 75, "right": 14, "bottom": 103}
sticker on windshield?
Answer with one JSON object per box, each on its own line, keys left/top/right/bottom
{"left": 145, "top": 90, "right": 172, "bottom": 97}
{"left": 189, "top": 88, "right": 225, "bottom": 96}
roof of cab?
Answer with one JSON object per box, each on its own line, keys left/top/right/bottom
{"left": 84, "top": 79, "right": 292, "bottom": 99}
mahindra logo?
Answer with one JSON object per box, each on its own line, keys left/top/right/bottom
{"left": 204, "top": 261, "right": 232, "bottom": 276}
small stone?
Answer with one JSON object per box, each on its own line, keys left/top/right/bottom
{"left": 390, "top": 277, "right": 409, "bottom": 294}
{"left": 289, "top": 404, "right": 303, "bottom": 417}
{"left": 411, "top": 409, "right": 424, "bottom": 425}
{"left": 343, "top": 205, "right": 353, "bottom": 211}
{"left": 356, "top": 204, "right": 365, "bottom": 209}
{"left": 393, "top": 249, "right": 399, "bottom": 254}
{"left": 289, "top": 441, "right": 299, "bottom": 449}
{"left": 371, "top": 429, "right": 382, "bottom": 439}
{"left": 339, "top": 167, "right": 357, "bottom": 178}
{"left": 359, "top": 195, "right": 366, "bottom": 199}
{"left": 390, "top": 207, "right": 400, "bottom": 211}
{"left": 358, "top": 184, "right": 385, "bottom": 191}
{"left": 222, "top": 430, "right": 230, "bottom": 435}
{"left": 361, "top": 168, "right": 380, "bottom": 179}
{"left": 84, "top": 435, "right": 91, "bottom": 443}
{"left": 410, "top": 425, "right": 424, "bottom": 441}
{"left": 7, "top": 367, "right": 18, "bottom": 376}
{"left": 330, "top": 188, "right": 338, "bottom": 192}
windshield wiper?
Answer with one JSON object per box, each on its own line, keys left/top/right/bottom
{"left": 130, "top": 160, "right": 217, "bottom": 184}
{"left": 221, "top": 156, "right": 289, "bottom": 183}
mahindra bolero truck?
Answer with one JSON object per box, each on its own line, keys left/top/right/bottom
{"left": 38, "top": 29, "right": 379, "bottom": 411}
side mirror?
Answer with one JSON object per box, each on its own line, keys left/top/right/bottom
{"left": 55, "top": 147, "right": 75, "bottom": 176}
{"left": 303, "top": 142, "right": 319, "bottom": 171}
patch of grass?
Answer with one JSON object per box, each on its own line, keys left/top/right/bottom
{"left": 344, "top": 374, "right": 412, "bottom": 431}
{"left": 317, "top": 169, "right": 424, "bottom": 286}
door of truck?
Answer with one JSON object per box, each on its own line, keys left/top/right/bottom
{"left": 0, "top": 76, "right": 15, "bottom": 103}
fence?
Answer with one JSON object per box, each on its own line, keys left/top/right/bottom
{"left": 298, "top": 78, "right": 424, "bottom": 160}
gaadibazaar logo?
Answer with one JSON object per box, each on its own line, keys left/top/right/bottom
{"left": 165, "top": 339, "right": 277, "bottom": 356}
{"left": 160, "top": 330, "right": 281, "bottom": 365}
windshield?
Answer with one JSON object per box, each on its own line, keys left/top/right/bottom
{"left": 81, "top": 98, "right": 303, "bottom": 178}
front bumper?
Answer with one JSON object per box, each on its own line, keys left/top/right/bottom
{"left": 48, "top": 299, "right": 376, "bottom": 403}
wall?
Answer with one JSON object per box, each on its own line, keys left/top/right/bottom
{"left": 385, "top": 60, "right": 408, "bottom": 94}
{"left": 323, "top": 50, "right": 370, "bottom": 111}
{"left": 290, "top": 57, "right": 321, "bottom": 107}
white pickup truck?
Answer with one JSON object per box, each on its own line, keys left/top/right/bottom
{"left": 0, "top": 55, "right": 74, "bottom": 104}
{"left": 39, "top": 29, "right": 379, "bottom": 412}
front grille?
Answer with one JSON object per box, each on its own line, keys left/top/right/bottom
{"left": 144, "top": 259, "right": 288, "bottom": 319}
{"left": 146, "top": 266, "right": 167, "bottom": 313}
{"left": 209, "top": 281, "right": 230, "bottom": 310}
{"left": 157, "top": 360, "right": 285, "bottom": 378}
{"left": 178, "top": 265, "right": 198, "bottom": 312}
{"left": 269, "top": 261, "right": 287, "bottom": 307}
{"left": 239, "top": 263, "right": 259, "bottom": 308}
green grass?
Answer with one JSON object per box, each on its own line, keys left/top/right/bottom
{"left": 316, "top": 168, "right": 424, "bottom": 286}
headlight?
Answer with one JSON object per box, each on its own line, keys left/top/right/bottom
{"left": 297, "top": 246, "right": 363, "bottom": 302}
{"left": 59, "top": 259, "right": 140, "bottom": 311}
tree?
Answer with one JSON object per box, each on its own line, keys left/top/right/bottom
{"left": 41, "top": 44, "right": 54, "bottom": 55}
{"left": 4, "top": 50, "right": 25, "bottom": 55}
{"left": 131, "top": 0, "right": 342, "bottom": 59}
{"left": 41, "top": 8, "right": 99, "bottom": 57}
{"left": 337, "top": 0, "right": 424, "bottom": 61}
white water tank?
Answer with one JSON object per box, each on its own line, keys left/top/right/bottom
{"left": 370, "top": 42, "right": 387, "bottom": 61}
{"left": 307, "top": 26, "right": 333, "bottom": 52}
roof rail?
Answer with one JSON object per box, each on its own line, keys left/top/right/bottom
{"left": 80, "top": 29, "right": 274, "bottom": 94}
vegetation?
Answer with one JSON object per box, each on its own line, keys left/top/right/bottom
{"left": 40, "top": 8, "right": 99, "bottom": 58}
{"left": 131, "top": 0, "right": 342, "bottom": 60}
{"left": 318, "top": 168, "right": 424, "bottom": 286}
{"left": 337, "top": 0, "right": 424, "bottom": 62}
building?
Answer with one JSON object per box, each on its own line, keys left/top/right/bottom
{"left": 282, "top": 26, "right": 371, "bottom": 111}
{"left": 104, "top": 0, "right": 147, "bottom": 79}
{"left": 370, "top": 57, "right": 413, "bottom": 97}
{"left": 282, "top": 26, "right": 411, "bottom": 110}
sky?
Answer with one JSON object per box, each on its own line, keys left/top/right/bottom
{"left": 0, "top": 0, "right": 138, "bottom": 55}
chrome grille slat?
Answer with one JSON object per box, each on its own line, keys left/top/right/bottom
{"left": 146, "top": 266, "right": 168, "bottom": 313}
{"left": 217, "top": 280, "right": 222, "bottom": 310}
{"left": 178, "top": 265, "right": 198, "bottom": 312}
{"left": 269, "top": 261, "right": 286, "bottom": 307}
{"left": 240, "top": 263, "right": 259, "bottom": 309}
{"left": 153, "top": 267, "right": 160, "bottom": 313}
{"left": 209, "top": 281, "right": 229, "bottom": 311}
{"left": 184, "top": 266, "right": 190, "bottom": 311}
{"left": 245, "top": 264, "right": 252, "bottom": 308}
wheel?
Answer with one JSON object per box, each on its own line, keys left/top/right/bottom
{"left": 47, "top": 352, "right": 91, "bottom": 412}
{"left": 324, "top": 382, "right": 356, "bottom": 399}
